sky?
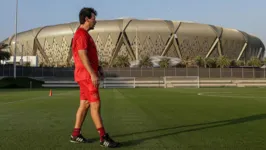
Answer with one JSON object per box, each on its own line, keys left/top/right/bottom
{"left": 0, "top": 0, "right": 266, "bottom": 44}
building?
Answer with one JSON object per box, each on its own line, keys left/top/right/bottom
{"left": 0, "top": 18, "right": 265, "bottom": 67}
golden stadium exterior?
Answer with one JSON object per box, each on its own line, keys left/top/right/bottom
{"left": 0, "top": 18, "right": 265, "bottom": 67}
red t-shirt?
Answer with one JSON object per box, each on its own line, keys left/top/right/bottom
{"left": 72, "top": 27, "right": 99, "bottom": 82}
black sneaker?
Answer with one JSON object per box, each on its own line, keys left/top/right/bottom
{"left": 70, "top": 134, "right": 89, "bottom": 143}
{"left": 100, "top": 133, "right": 120, "bottom": 148}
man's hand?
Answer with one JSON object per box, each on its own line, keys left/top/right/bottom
{"left": 91, "top": 73, "right": 99, "bottom": 88}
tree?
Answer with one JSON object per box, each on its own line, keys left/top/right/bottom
{"left": 112, "top": 55, "right": 130, "bottom": 68}
{"left": 0, "top": 51, "right": 11, "bottom": 61}
{"left": 0, "top": 43, "right": 10, "bottom": 61}
{"left": 139, "top": 56, "right": 153, "bottom": 68}
{"left": 24, "top": 62, "right": 31, "bottom": 67}
{"left": 216, "top": 55, "right": 230, "bottom": 68}
{"left": 204, "top": 57, "right": 217, "bottom": 68}
{"left": 194, "top": 56, "right": 204, "bottom": 67}
{"left": 0, "top": 43, "right": 8, "bottom": 49}
{"left": 99, "top": 60, "right": 109, "bottom": 68}
{"left": 231, "top": 59, "right": 245, "bottom": 67}
{"left": 263, "top": 58, "right": 266, "bottom": 65}
{"left": 159, "top": 58, "right": 170, "bottom": 68}
{"left": 181, "top": 56, "right": 190, "bottom": 68}
{"left": 247, "top": 56, "right": 262, "bottom": 67}
{"left": 230, "top": 60, "right": 237, "bottom": 67}
{"left": 175, "top": 62, "right": 186, "bottom": 68}
{"left": 39, "top": 62, "right": 45, "bottom": 67}
{"left": 236, "top": 60, "right": 245, "bottom": 67}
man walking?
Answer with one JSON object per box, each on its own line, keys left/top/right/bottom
{"left": 70, "top": 7, "right": 120, "bottom": 148}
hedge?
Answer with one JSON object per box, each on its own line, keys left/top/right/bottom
{"left": 0, "top": 77, "right": 44, "bottom": 88}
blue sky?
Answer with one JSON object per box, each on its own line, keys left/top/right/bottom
{"left": 1, "top": 0, "right": 266, "bottom": 44}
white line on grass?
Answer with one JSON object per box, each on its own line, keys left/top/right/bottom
{"left": 197, "top": 92, "right": 266, "bottom": 99}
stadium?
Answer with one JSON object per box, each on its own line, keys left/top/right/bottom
{"left": 0, "top": 18, "right": 265, "bottom": 67}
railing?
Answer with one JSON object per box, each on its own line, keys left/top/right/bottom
{"left": 41, "top": 77, "right": 266, "bottom": 88}
{"left": 0, "top": 65, "right": 265, "bottom": 79}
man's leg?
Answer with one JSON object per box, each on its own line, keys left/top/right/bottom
{"left": 72, "top": 100, "right": 90, "bottom": 136}
{"left": 90, "top": 100, "right": 105, "bottom": 140}
{"left": 70, "top": 81, "right": 90, "bottom": 143}
{"left": 88, "top": 89, "right": 120, "bottom": 148}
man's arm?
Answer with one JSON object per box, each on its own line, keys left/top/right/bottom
{"left": 75, "top": 34, "right": 98, "bottom": 87}
{"left": 78, "top": 50, "right": 99, "bottom": 87}
{"left": 78, "top": 50, "right": 96, "bottom": 76}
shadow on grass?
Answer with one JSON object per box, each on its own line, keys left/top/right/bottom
{"left": 114, "top": 113, "right": 266, "bottom": 147}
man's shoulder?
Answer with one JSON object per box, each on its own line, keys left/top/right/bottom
{"left": 74, "top": 28, "right": 89, "bottom": 38}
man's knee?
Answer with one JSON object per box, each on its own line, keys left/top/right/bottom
{"left": 79, "top": 100, "right": 90, "bottom": 110}
{"left": 90, "top": 101, "right": 100, "bottom": 112}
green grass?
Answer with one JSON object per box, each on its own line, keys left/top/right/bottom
{"left": 1, "top": 87, "right": 266, "bottom": 150}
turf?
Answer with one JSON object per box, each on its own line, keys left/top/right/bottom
{"left": 0, "top": 87, "right": 266, "bottom": 150}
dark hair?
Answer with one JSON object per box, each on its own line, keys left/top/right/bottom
{"left": 79, "top": 7, "right": 97, "bottom": 24}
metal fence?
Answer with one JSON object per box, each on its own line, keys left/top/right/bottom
{"left": 0, "top": 65, "right": 266, "bottom": 79}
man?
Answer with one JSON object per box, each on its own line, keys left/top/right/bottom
{"left": 70, "top": 7, "right": 120, "bottom": 148}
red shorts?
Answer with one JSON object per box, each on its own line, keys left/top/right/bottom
{"left": 77, "top": 79, "right": 100, "bottom": 103}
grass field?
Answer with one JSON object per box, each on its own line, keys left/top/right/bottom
{"left": 1, "top": 87, "right": 266, "bottom": 150}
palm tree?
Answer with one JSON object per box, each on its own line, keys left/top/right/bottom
{"left": 194, "top": 56, "right": 204, "bottom": 67}
{"left": 175, "top": 61, "right": 186, "bottom": 68}
{"left": 204, "top": 57, "right": 217, "bottom": 68}
{"left": 236, "top": 60, "right": 245, "bottom": 67}
{"left": 139, "top": 56, "right": 153, "bottom": 68}
{"left": 159, "top": 58, "right": 170, "bottom": 68}
{"left": 180, "top": 56, "right": 190, "bottom": 68}
{"left": 112, "top": 55, "right": 130, "bottom": 68}
{"left": 39, "top": 62, "right": 45, "bottom": 67}
{"left": 216, "top": 55, "right": 230, "bottom": 68}
{"left": 230, "top": 59, "right": 237, "bottom": 67}
{"left": 99, "top": 60, "right": 109, "bottom": 68}
{"left": 263, "top": 58, "right": 266, "bottom": 65}
{"left": 24, "top": 62, "right": 31, "bottom": 67}
{"left": 247, "top": 56, "right": 262, "bottom": 67}
{"left": 0, "top": 51, "right": 11, "bottom": 61}
{"left": 0, "top": 43, "right": 8, "bottom": 49}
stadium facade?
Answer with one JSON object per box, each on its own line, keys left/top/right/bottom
{"left": 0, "top": 18, "right": 265, "bottom": 67}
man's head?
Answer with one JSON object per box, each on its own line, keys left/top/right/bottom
{"left": 79, "top": 7, "right": 97, "bottom": 30}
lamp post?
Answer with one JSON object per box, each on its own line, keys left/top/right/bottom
{"left": 135, "top": 27, "right": 138, "bottom": 61}
{"left": 13, "top": 0, "right": 18, "bottom": 78}
{"left": 20, "top": 44, "right": 23, "bottom": 65}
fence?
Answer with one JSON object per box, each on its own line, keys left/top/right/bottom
{"left": 0, "top": 65, "right": 266, "bottom": 79}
